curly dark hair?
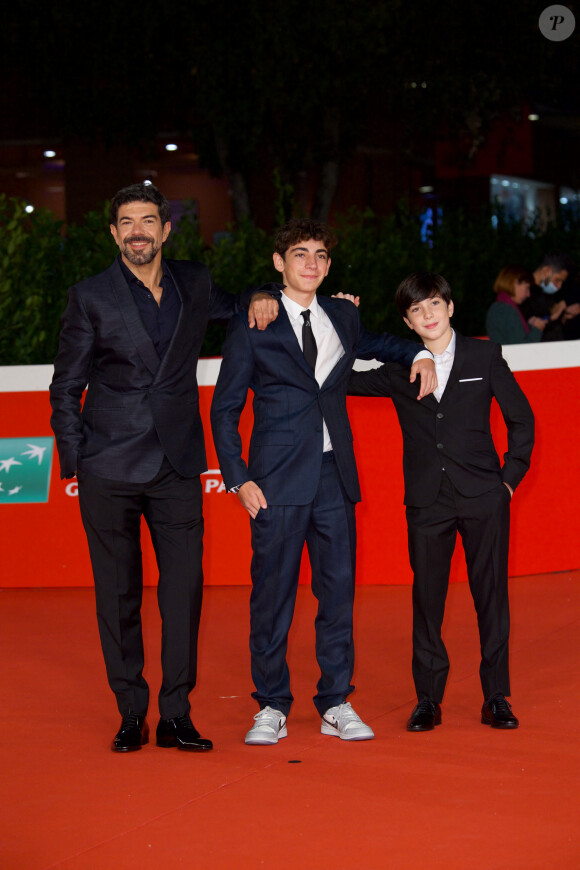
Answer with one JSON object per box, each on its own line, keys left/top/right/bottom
{"left": 274, "top": 218, "right": 337, "bottom": 258}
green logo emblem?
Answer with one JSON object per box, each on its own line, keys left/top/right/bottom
{"left": 0, "top": 437, "right": 54, "bottom": 504}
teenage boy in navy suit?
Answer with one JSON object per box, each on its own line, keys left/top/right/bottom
{"left": 210, "top": 221, "right": 437, "bottom": 745}
{"left": 349, "top": 273, "right": 534, "bottom": 731}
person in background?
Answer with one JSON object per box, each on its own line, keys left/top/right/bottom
{"left": 486, "top": 265, "right": 547, "bottom": 344}
{"left": 520, "top": 252, "right": 576, "bottom": 341}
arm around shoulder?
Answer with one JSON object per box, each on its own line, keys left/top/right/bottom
{"left": 356, "top": 322, "right": 422, "bottom": 368}
{"left": 209, "top": 276, "right": 281, "bottom": 327}
{"left": 347, "top": 365, "right": 393, "bottom": 397}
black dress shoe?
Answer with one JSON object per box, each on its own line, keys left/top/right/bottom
{"left": 156, "top": 714, "right": 213, "bottom": 751}
{"left": 406, "top": 697, "right": 442, "bottom": 732}
{"left": 112, "top": 713, "right": 149, "bottom": 752}
{"left": 481, "top": 693, "right": 519, "bottom": 729}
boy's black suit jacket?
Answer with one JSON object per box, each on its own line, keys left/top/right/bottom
{"left": 348, "top": 333, "right": 535, "bottom": 507}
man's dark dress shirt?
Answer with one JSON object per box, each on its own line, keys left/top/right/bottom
{"left": 119, "top": 256, "right": 180, "bottom": 358}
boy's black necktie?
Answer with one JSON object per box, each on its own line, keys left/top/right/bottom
{"left": 300, "top": 310, "right": 317, "bottom": 372}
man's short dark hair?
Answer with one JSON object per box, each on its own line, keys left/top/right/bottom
{"left": 110, "top": 183, "right": 171, "bottom": 226}
{"left": 274, "top": 218, "right": 337, "bottom": 258}
{"left": 538, "top": 251, "right": 574, "bottom": 275}
{"left": 396, "top": 272, "right": 452, "bottom": 316}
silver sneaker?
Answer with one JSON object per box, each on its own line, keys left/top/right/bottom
{"left": 245, "top": 706, "right": 288, "bottom": 745}
{"left": 321, "top": 702, "right": 375, "bottom": 741}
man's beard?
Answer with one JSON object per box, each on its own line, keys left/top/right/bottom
{"left": 121, "top": 236, "right": 161, "bottom": 266}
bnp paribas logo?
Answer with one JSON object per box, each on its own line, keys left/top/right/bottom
{"left": 0, "top": 437, "right": 54, "bottom": 504}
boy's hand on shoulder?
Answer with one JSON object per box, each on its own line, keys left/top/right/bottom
{"left": 248, "top": 293, "right": 279, "bottom": 330}
{"left": 332, "top": 292, "right": 360, "bottom": 308}
{"left": 410, "top": 358, "right": 437, "bottom": 399}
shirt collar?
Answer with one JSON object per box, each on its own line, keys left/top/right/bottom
{"left": 281, "top": 290, "right": 320, "bottom": 322}
{"left": 118, "top": 254, "right": 168, "bottom": 289}
{"left": 433, "top": 329, "right": 456, "bottom": 360}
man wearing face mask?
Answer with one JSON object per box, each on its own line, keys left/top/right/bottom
{"left": 520, "top": 252, "right": 576, "bottom": 341}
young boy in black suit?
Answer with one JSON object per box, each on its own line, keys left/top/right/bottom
{"left": 348, "top": 273, "right": 535, "bottom": 731}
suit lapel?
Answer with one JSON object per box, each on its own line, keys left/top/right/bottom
{"left": 318, "top": 296, "right": 349, "bottom": 350}
{"left": 420, "top": 391, "right": 440, "bottom": 412}
{"left": 388, "top": 365, "right": 439, "bottom": 410}
{"left": 316, "top": 296, "right": 351, "bottom": 387}
{"left": 108, "top": 260, "right": 160, "bottom": 376}
{"left": 271, "top": 294, "right": 354, "bottom": 383}
{"left": 439, "top": 331, "right": 466, "bottom": 407}
{"left": 155, "top": 260, "right": 186, "bottom": 379}
{"left": 274, "top": 303, "right": 318, "bottom": 378}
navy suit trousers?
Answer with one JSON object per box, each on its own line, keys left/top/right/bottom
{"left": 248, "top": 453, "right": 357, "bottom": 717}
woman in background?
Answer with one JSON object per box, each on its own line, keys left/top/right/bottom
{"left": 486, "top": 265, "right": 546, "bottom": 344}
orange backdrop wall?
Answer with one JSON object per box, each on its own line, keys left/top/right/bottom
{"left": 1, "top": 341, "right": 578, "bottom": 588}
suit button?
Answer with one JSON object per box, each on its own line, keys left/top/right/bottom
{"left": 437, "top": 412, "right": 444, "bottom": 419}
{"left": 437, "top": 443, "right": 444, "bottom": 449}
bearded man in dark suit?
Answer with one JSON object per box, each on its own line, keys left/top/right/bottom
{"left": 50, "top": 183, "right": 277, "bottom": 753}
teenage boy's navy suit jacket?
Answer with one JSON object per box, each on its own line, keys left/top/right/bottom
{"left": 210, "top": 288, "right": 420, "bottom": 506}
{"left": 348, "top": 333, "right": 535, "bottom": 507}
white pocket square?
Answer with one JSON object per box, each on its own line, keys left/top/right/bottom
{"left": 458, "top": 377, "right": 483, "bottom": 382}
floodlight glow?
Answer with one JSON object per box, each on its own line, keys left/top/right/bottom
{"left": 560, "top": 197, "right": 569, "bottom": 204}
{"left": 25, "top": 204, "right": 35, "bottom": 213}
{"left": 528, "top": 114, "right": 539, "bottom": 121}
{"left": 166, "top": 143, "right": 178, "bottom": 151}
{"left": 44, "top": 150, "right": 56, "bottom": 158}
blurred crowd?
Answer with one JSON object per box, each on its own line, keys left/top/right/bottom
{"left": 486, "top": 252, "right": 580, "bottom": 345}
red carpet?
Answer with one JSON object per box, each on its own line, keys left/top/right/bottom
{"left": 1, "top": 572, "right": 579, "bottom": 869}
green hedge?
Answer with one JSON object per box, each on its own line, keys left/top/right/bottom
{"left": 1, "top": 193, "right": 579, "bottom": 365}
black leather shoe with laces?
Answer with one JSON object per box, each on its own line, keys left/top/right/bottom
{"left": 481, "top": 693, "right": 519, "bottom": 729}
{"left": 406, "top": 697, "right": 442, "bottom": 732}
{"left": 112, "top": 713, "right": 149, "bottom": 752}
{"left": 156, "top": 714, "right": 213, "bottom": 751}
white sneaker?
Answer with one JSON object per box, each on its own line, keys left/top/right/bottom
{"left": 245, "top": 706, "right": 288, "bottom": 745}
{"left": 321, "top": 702, "right": 375, "bottom": 741}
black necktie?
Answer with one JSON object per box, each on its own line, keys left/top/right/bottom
{"left": 300, "top": 309, "right": 318, "bottom": 372}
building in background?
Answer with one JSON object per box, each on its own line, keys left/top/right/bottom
{"left": 1, "top": 106, "right": 579, "bottom": 241}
